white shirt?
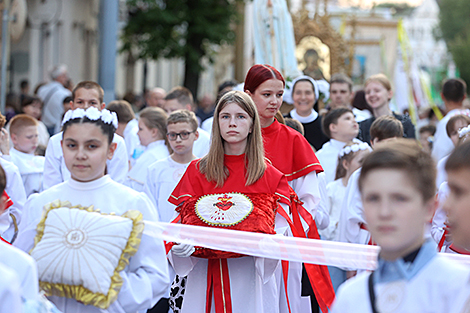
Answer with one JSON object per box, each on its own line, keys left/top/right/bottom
{"left": 123, "top": 119, "right": 140, "bottom": 160}
{"left": 193, "top": 127, "right": 210, "bottom": 158}
{"left": 316, "top": 139, "right": 363, "bottom": 184}
{"left": 125, "top": 140, "right": 169, "bottom": 192}
{"left": 201, "top": 116, "right": 213, "bottom": 134}
{"left": 315, "top": 172, "right": 330, "bottom": 231}
{"left": 15, "top": 175, "right": 170, "bottom": 313}
{"left": 1, "top": 240, "right": 38, "bottom": 301}
{"left": 320, "top": 179, "right": 347, "bottom": 241}
{"left": 43, "top": 132, "right": 129, "bottom": 190}
{"left": 144, "top": 156, "right": 191, "bottom": 223}
{"left": 37, "top": 81, "right": 71, "bottom": 133}
{"left": 0, "top": 158, "right": 26, "bottom": 243}
{"left": 432, "top": 108, "right": 470, "bottom": 161}
{"left": 352, "top": 108, "right": 371, "bottom": 123}
{"left": 431, "top": 182, "right": 451, "bottom": 251}
{"left": 0, "top": 264, "right": 22, "bottom": 313}
{"left": 9, "top": 148, "right": 45, "bottom": 197}
{"left": 331, "top": 253, "right": 470, "bottom": 313}
{"left": 436, "top": 154, "right": 449, "bottom": 191}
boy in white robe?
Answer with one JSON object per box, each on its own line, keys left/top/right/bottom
{"left": 337, "top": 116, "right": 404, "bottom": 279}
{"left": 316, "top": 108, "right": 362, "bottom": 184}
{"left": 43, "top": 81, "right": 128, "bottom": 190}
{"left": 144, "top": 109, "right": 199, "bottom": 312}
{"left": 144, "top": 109, "right": 199, "bottom": 223}
{"left": 332, "top": 139, "right": 470, "bottom": 313}
{"left": 8, "top": 114, "right": 45, "bottom": 196}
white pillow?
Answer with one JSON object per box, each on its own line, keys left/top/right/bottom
{"left": 30, "top": 201, "right": 144, "bottom": 309}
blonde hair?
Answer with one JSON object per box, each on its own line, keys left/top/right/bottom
{"left": 139, "top": 107, "right": 170, "bottom": 151}
{"left": 167, "top": 109, "right": 198, "bottom": 131}
{"left": 10, "top": 114, "right": 38, "bottom": 135}
{"left": 198, "top": 91, "right": 266, "bottom": 187}
{"left": 365, "top": 73, "right": 392, "bottom": 91}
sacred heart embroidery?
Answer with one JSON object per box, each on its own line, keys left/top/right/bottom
{"left": 196, "top": 193, "right": 253, "bottom": 226}
{"left": 215, "top": 195, "right": 234, "bottom": 211}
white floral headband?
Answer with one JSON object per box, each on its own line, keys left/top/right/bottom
{"left": 61, "top": 107, "right": 118, "bottom": 129}
{"left": 339, "top": 142, "right": 372, "bottom": 158}
{"left": 458, "top": 125, "right": 470, "bottom": 140}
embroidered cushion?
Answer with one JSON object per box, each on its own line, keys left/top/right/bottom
{"left": 177, "top": 192, "right": 278, "bottom": 258}
{"left": 30, "top": 200, "right": 144, "bottom": 309}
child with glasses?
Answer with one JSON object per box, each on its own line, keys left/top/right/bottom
{"left": 125, "top": 107, "right": 170, "bottom": 192}
{"left": 143, "top": 109, "right": 199, "bottom": 313}
{"left": 144, "top": 109, "right": 199, "bottom": 223}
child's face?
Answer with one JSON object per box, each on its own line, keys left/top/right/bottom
{"left": 361, "top": 169, "right": 434, "bottom": 261}
{"left": 23, "top": 100, "right": 42, "bottom": 119}
{"left": 12, "top": 126, "right": 39, "bottom": 154}
{"left": 450, "top": 119, "right": 468, "bottom": 146}
{"left": 444, "top": 168, "right": 470, "bottom": 249}
{"left": 219, "top": 102, "right": 253, "bottom": 153}
{"left": 71, "top": 88, "right": 104, "bottom": 110}
{"left": 331, "top": 112, "right": 359, "bottom": 140}
{"left": 61, "top": 123, "right": 116, "bottom": 183}
{"left": 167, "top": 122, "right": 198, "bottom": 156}
{"left": 137, "top": 118, "right": 158, "bottom": 147}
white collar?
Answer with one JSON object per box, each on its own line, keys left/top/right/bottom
{"left": 290, "top": 109, "right": 318, "bottom": 123}
{"left": 67, "top": 175, "right": 113, "bottom": 191}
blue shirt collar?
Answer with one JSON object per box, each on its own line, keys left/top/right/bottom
{"left": 374, "top": 240, "right": 436, "bottom": 284}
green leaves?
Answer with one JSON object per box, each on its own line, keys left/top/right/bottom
{"left": 438, "top": 0, "right": 470, "bottom": 84}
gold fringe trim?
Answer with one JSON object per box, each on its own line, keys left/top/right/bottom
{"left": 31, "top": 200, "right": 144, "bottom": 309}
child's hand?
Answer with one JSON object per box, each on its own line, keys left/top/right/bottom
{"left": 0, "top": 128, "right": 9, "bottom": 155}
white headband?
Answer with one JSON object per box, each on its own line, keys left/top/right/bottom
{"left": 339, "top": 142, "right": 372, "bottom": 158}
{"left": 61, "top": 107, "right": 118, "bottom": 129}
{"left": 458, "top": 125, "right": 470, "bottom": 139}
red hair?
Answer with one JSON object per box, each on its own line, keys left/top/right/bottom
{"left": 244, "top": 64, "right": 285, "bottom": 93}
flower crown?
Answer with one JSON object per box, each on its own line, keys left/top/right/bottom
{"left": 458, "top": 125, "right": 470, "bottom": 140}
{"left": 339, "top": 142, "right": 372, "bottom": 158}
{"left": 61, "top": 107, "right": 118, "bottom": 129}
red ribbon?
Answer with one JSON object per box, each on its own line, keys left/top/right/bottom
{"left": 287, "top": 188, "right": 335, "bottom": 313}
{"left": 206, "top": 259, "right": 232, "bottom": 313}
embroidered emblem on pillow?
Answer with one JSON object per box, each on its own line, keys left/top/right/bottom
{"left": 195, "top": 193, "right": 253, "bottom": 226}
{"left": 30, "top": 200, "right": 144, "bottom": 309}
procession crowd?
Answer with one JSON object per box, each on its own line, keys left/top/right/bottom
{"left": 1, "top": 63, "right": 470, "bottom": 313}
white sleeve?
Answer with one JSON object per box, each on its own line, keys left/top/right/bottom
{"left": 143, "top": 167, "right": 158, "bottom": 209}
{"left": 431, "top": 182, "right": 450, "bottom": 247}
{"left": 315, "top": 173, "right": 330, "bottom": 230}
{"left": 43, "top": 136, "right": 63, "bottom": 190}
{"left": 113, "top": 195, "right": 170, "bottom": 312}
{"left": 319, "top": 182, "right": 338, "bottom": 240}
{"left": 2, "top": 160, "right": 26, "bottom": 226}
{"left": 0, "top": 267, "right": 22, "bottom": 313}
{"left": 289, "top": 171, "right": 321, "bottom": 231}
{"left": 107, "top": 135, "right": 129, "bottom": 184}
{"left": 337, "top": 169, "right": 369, "bottom": 245}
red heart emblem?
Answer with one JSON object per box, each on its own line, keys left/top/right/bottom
{"left": 215, "top": 202, "right": 233, "bottom": 211}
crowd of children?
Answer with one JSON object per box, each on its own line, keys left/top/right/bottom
{"left": 0, "top": 65, "right": 470, "bottom": 313}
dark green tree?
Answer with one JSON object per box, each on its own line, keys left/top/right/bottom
{"left": 121, "top": 0, "right": 242, "bottom": 98}
{"left": 438, "top": 0, "right": 470, "bottom": 85}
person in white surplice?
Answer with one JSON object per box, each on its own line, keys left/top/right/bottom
{"left": 15, "top": 107, "right": 170, "bottom": 313}
{"left": 332, "top": 139, "right": 470, "bottom": 313}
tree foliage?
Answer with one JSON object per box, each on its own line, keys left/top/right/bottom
{"left": 438, "top": 0, "right": 470, "bottom": 85}
{"left": 121, "top": 0, "right": 242, "bottom": 98}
